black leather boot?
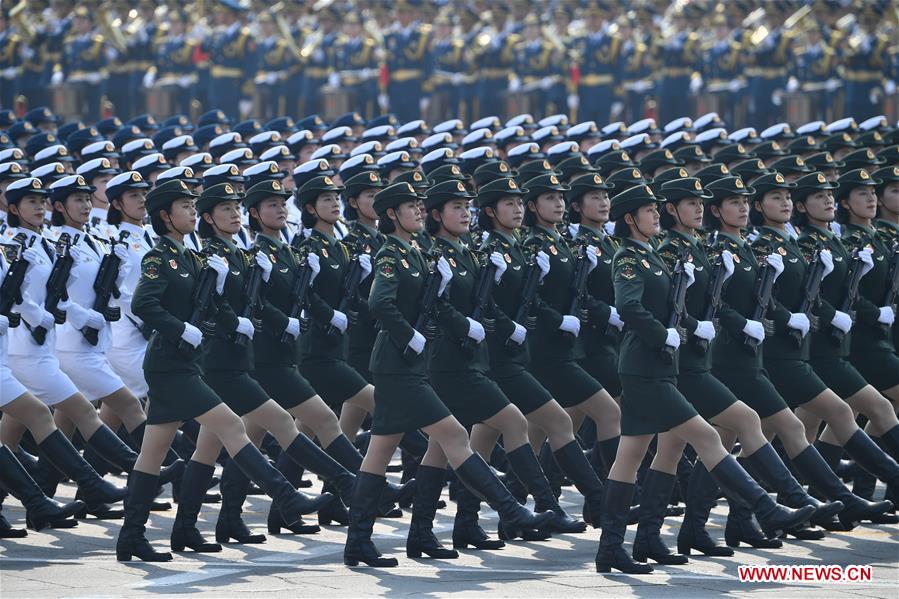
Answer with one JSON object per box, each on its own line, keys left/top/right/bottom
{"left": 708, "top": 455, "right": 815, "bottom": 538}
{"left": 324, "top": 435, "right": 415, "bottom": 513}
{"left": 268, "top": 452, "right": 322, "bottom": 532}
{"left": 743, "top": 443, "right": 843, "bottom": 522}
{"left": 451, "top": 483, "right": 504, "bottom": 550}
{"left": 595, "top": 480, "right": 653, "bottom": 574}
{"left": 676, "top": 463, "right": 733, "bottom": 556}
{"left": 454, "top": 453, "right": 555, "bottom": 539}
{"left": 282, "top": 434, "right": 355, "bottom": 527}
{"left": 406, "top": 465, "right": 458, "bottom": 559}
{"left": 842, "top": 429, "right": 899, "bottom": 500}
{"left": 506, "top": 444, "right": 585, "bottom": 534}
{"left": 170, "top": 461, "right": 221, "bottom": 553}
{"left": 553, "top": 440, "right": 604, "bottom": 529}
{"left": 632, "top": 469, "right": 688, "bottom": 565}
{"left": 0, "top": 492, "right": 27, "bottom": 538}
{"left": 0, "top": 447, "right": 83, "bottom": 531}
{"left": 724, "top": 496, "right": 782, "bottom": 549}
{"left": 87, "top": 425, "right": 183, "bottom": 485}
{"left": 792, "top": 444, "right": 893, "bottom": 528}
{"left": 115, "top": 471, "right": 172, "bottom": 562}
{"left": 538, "top": 441, "right": 564, "bottom": 498}
{"left": 38, "top": 430, "right": 127, "bottom": 506}
{"left": 215, "top": 459, "right": 266, "bottom": 544}
{"left": 343, "top": 472, "right": 399, "bottom": 567}
{"left": 230, "top": 443, "right": 334, "bottom": 527}
{"left": 879, "top": 425, "right": 899, "bottom": 462}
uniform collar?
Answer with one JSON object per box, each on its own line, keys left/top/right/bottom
{"left": 387, "top": 233, "right": 413, "bottom": 252}
{"left": 310, "top": 228, "right": 337, "bottom": 245}
{"left": 118, "top": 222, "right": 145, "bottom": 237}
{"left": 354, "top": 221, "right": 379, "bottom": 238}
{"left": 718, "top": 231, "right": 745, "bottom": 248}
{"left": 493, "top": 230, "right": 517, "bottom": 245}
{"left": 60, "top": 225, "right": 85, "bottom": 241}
{"left": 627, "top": 237, "right": 654, "bottom": 252}
{"left": 89, "top": 207, "right": 108, "bottom": 222}
{"left": 257, "top": 232, "right": 284, "bottom": 250}
{"left": 875, "top": 218, "right": 899, "bottom": 233}
{"left": 807, "top": 224, "right": 834, "bottom": 239}
{"left": 578, "top": 223, "right": 605, "bottom": 239}
{"left": 536, "top": 224, "right": 561, "bottom": 242}
{"left": 436, "top": 234, "right": 465, "bottom": 253}
{"left": 212, "top": 234, "right": 238, "bottom": 253}
{"left": 761, "top": 225, "right": 792, "bottom": 242}
{"left": 668, "top": 227, "right": 699, "bottom": 246}
{"left": 161, "top": 235, "right": 187, "bottom": 256}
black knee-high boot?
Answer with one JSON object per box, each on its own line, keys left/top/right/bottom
{"left": 37, "top": 430, "right": 127, "bottom": 506}
{"left": 115, "top": 471, "right": 172, "bottom": 562}
{"left": 324, "top": 434, "right": 416, "bottom": 509}
{"left": 283, "top": 434, "right": 356, "bottom": 528}
{"left": 170, "top": 461, "right": 222, "bottom": 552}
{"left": 87, "top": 425, "right": 183, "bottom": 484}
{"left": 723, "top": 495, "right": 783, "bottom": 549}
{"left": 841, "top": 430, "right": 899, "bottom": 501}
{"left": 676, "top": 463, "right": 733, "bottom": 556}
{"left": 0, "top": 491, "right": 27, "bottom": 538}
{"left": 215, "top": 458, "right": 267, "bottom": 544}
{"left": 344, "top": 472, "right": 399, "bottom": 567}
{"left": 553, "top": 440, "right": 604, "bottom": 529}
{"left": 406, "top": 465, "right": 458, "bottom": 559}
{"left": 0, "top": 447, "right": 84, "bottom": 531}
{"left": 595, "top": 480, "right": 653, "bottom": 574}
{"left": 267, "top": 453, "right": 321, "bottom": 534}
{"left": 632, "top": 469, "right": 688, "bottom": 564}
{"left": 451, "top": 482, "right": 505, "bottom": 550}
{"left": 506, "top": 444, "right": 585, "bottom": 534}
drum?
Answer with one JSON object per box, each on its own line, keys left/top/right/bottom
{"left": 428, "top": 90, "right": 451, "bottom": 123}
{"left": 506, "top": 90, "right": 538, "bottom": 119}
{"left": 698, "top": 91, "right": 730, "bottom": 118}
{"left": 784, "top": 92, "right": 814, "bottom": 125}
{"left": 146, "top": 87, "right": 175, "bottom": 120}
{"left": 322, "top": 87, "right": 350, "bottom": 121}
{"left": 885, "top": 93, "right": 899, "bottom": 124}
{"left": 51, "top": 84, "right": 82, "bottom": 121}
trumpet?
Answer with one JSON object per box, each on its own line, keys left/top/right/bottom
{"left": 9, "top": 1, "right": 36, "bottom": 41}
{"left": 270, "top": 2, "right": 304, "bottom": 62}
{"left": 98, "top": 6, "right": 128, "bottom": 53}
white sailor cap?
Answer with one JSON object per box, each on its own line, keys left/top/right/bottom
{"left": 121, "top": 137, "right": 156, "bottom": 155}
{"left": 361, "top": 125, "right": 396, "bottom": 141}
{"left": 620, "top": 133, "right": 652, "bottom": 150}
{"left": 532, "top": 125, "right": 563, "bottom": 143}
{"left": 470, "top": 116, "right": 502, "bottom": 132}
{"left": 259, "top": 145, "right": 295, "bottom": 162}
{"left": 351, "top": 141, "right": 384, "bottom": 157}
{"left": 339, "top": 153, "right": 377, "bottom": 174}
{"left": 538, "top": 114, "right": 568, "bottom": 129}
{"left": 162, "top": 135, "right": 198, "bottom": 151}
{"left": 31, "top": 162, "right": 66, "bottom": 179}
{"left": 728, "top": 127, "right": 758, "bottom": 143}
{"left": 433, "top": 119, "right": 466, "bottom": 135}
{"left": 693, "top": 112, "right": 723, "bottom": 131}
{"left": 249, "top": 130, "right": 282, "bottom": 146}
{"left": 663, "top": 117, "right": 694, "bottom": 133}
{"left": 376, "top": 150, "right": 417, "bottom": 169}
{"left": 421, "top": 132, "right": 456, "bottom": 151}
{"left": 287, "top": 129, "right": 316, "bottom": 146}
{"left": 458, "top": 146, "right": 495, "bottom": 161}
{"left": 311, "top": 144, "right": 345, "bottom": 161}
{"left": 81, "top": 140, "right": 119, "bottom": 159}
{"left": 293, "top": 159, "right": 333, "bottom": 177}
{"left": 321, "top": 126, "right": 355, "bottom": 144}
{"left": 547, "top": 141, "right": 580, "bottom": 156}
{"left": 209, "top": 131, "right": 243, "bottom": 150}
{"left": 75, "top": 157, "right": 118, "bottom": 177}
{"left": 495, "top": 126, "right": 529, "bottom": 145}
{"left": 132, "top": 152, "right": 168, "bottom": 171}
{"left": 760, "top": 123, "right": 793, "bottom": 139}
{"left": 385, "top": 137, "right": 421, "bottom": 154}
{"left": 0, "top": 148, "right": 26, "bottom": 164}
{"left": 220, "top": 147, "right": 257, "bottom": 165}
{"left": 627, "top": 118, "right": 658, "bottom": 135}
{"left": 660, "top": 131, "right": 691, "bottom": 149}
{"left": 203, "top": 163, "right": 246, "bottom": 181}
{"left": 507, "top": 142, "right": 541, "bottom": 159}
{"left": 586, "top": 139, "right": 622, "bottom": 159}
{"left": 858, "top": 116, "right": 888, "bottom": 131}
{"left": 243, "top": 161, "right": 282, "bottom": 179}
{"left": 420, "top": 147, "right": 457, "bottom": 168}
{"left": 825, "top": 118, "right": 857, "bottom": 134}
{"left": 796, "top": 121, "right": 827, "bottom": 136}
{"left": 180, "top": 152, "right": 214, "bottom": 170}
{"left": 396, "top": 119, "right": 428, "bottom": 137}
{"left": 694, "top": 128, "right": 729, "bottom": 145}
{"left": 601, "top": 121, "right": 627, "bottom": 137}
{"left": 461, "top": 128, "right": 493, "bottom": 147}
{"left": 505, "top": 113, "right": 535, "bottom": 129}
{"left": 156, "top": 166, "right": 199, "bottom": 183}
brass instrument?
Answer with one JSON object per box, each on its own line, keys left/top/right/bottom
{"left": 98, "top": 5, "right": 128, "bottom": 53}
{"left": 9, "top": 1, "right": 35, "bottom": 41}
{"left": 270, "top": 2, "right": 304, "bottom": 62}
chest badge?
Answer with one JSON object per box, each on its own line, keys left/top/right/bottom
{"left": 777, "top": 246, "right": 787, "bottom": 255}
{"left": 169, "top": 259, "right": 178, "bottom": 270}
{"left": 505, "top": 253, "right": 512, "bottom": 263}
{"left": 400, "top": 259, "right": 409, "bottom": 269}
{"left": 449, "top": 258, "right": 456, "bottom": 268}
{"left": 654, "top": 269, "right": 663, "bottom": 276}
{"left": 733, "top": 254, "right": 741, "bottom": 264}
{"left": 549, "top": 245, "right": 558, "bottom": 255}
{"left": 321, "top": 248, "right": 329, "bottom": 258}
{"left": 270, "top": 253, "right": 277, "bottom": 263}
{"left": 179, "top": 272, "right": 189, "bottom": 278}
{"left": 641, "top": 259, "right": 650, "bottom": 269}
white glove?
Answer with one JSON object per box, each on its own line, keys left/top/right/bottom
{"left": 84, "top": 308, "right": 107, "bottom": 329}
{"left": 180, "top": 322, "right": 203, "bottom": 348}
{"left": 819, "top": 250, "right": 834, "bottom": 279}
{"left": 451, "top": 72, "right": 465, "bottom": 86}
{"left": 466, "top": 317, "right": 485, "bottom": 343}
{"left": 0, "top": 314, "right": 8, "bottom": 336}
{"left": 85, "top": 72, "right": 103, "bottom": 85}
{"left": 176, "top": 75, "right": 192, "bottom": 88}
{"left": 567, "top": 94, "right": 579, "bottom": 109}
{"left": 489, "top": 251, "right": 507, "bottom": 283}
{"left": 720, "top": 250, "right": 735, "bottom": 281}
{"left": 540, "top": 76, "right": 554, "bottom": 90}
{"left": 858, "top": 248, "right": 874, "bottom": 277}
{"left": 207, "top": 254, "right": 229, "bottom": 295}
{"left": 68, "top": 244, "right": 86, "bottom": 264}
{"left": 113, "top": 244, "right": 132, "bottom": 285}
{"left": 766, "top": 253, "right": 785, "bottom": 281}
{"left": 284, "top": 317, "right": 301, "bottom": 339}
{"left": 771, "top": 90, "right": 783, "bottom": 106}
{"left": 826, "top": 77, "right": 841, "bottom": 93}
{"left": 682, "top": 261, "right": 696, "bottom": 288}
{"left": 142, "top": 70, "right": 156, "bottom": 88}
{"left": 22, "top": 247, "right": 49, "bottom": 267}
{"left": 878, "top": 306, "right": 896, "bottom": 325}
{"left": 378, "top": 93, "right": 390, "bottom": 110}
{"left": 689, "top": 75, "right": 703, "bottom": 94}
{"left": 694, "top": 320, "right": 716, "bottom": 341}
{"left": 728, "top": 78, "right": 742, "bottom": 93}
{"left": 238, "top": 99, "right": 253, "bottom": 118}
{"left": 327, "top": 72, "right": 341, "bottom": 88}
{"left": 254, "top": 250, "right": 273, "bottom": 282}
{"left": 742, "top": 319, "right": 765, "bottom": 342}
{"left": 51, "top": 71, "right": 64, "bottom": 86}
{"left": 358, "top": 254, "right": 372, "bottom": 281}
{"left": 419, "top": 97, "right": 431, "bottom": 114}
{"left": 885, "top": 79, "right": 897, "bottom": 95}
{"left": 831, "top": 310, "right": 852, "bottom": 334}
{"left": 307, "top": 252, "right": 321, "bottom": 284}
{"left": 559, "top": 314, "right": 581, "bottom": 337}
{"left": 1, "top": 67, "right": 18, "bottom": 79}
{"left": 536, "top": 250, "right": 550, "bottom": 281}
{"left": 329, "top": 309, "right": 348, "bottom": 333}
{"left": 608, "top": 306, "right": 624, "bottom": 330}
{"left": 586, "top": 246, "right": 598, "bottom": 273}
{"left": 406, "top": 329, "right": 426, "bottom": 355}
{"left": 509, "top": 321, "right": 527, "bottom": 345}
{"left": 664, "top": 327, "right": 681, "bottom": 348}
{"left": 360, "top": 68, "right": 373, "bottom": 80}
{"left": 610, "top": 101, "right": 624, "bottom": 118}
{"left": 869, "top": 89, "right": 881, "bottom": 105}
{"left": 437, "top": 256, "right": 452, "bottom": 297}
{"left": 788, "top": 312, "right": 810, "bottom": 337}
{"left": 235, "top": 316, "right": 255, "bottom": 339}
{"left": 786, "top": 76, "right": 799, "bottom": 93}
{"left": 509, "top": 77, "right": 521, "bottom": 92}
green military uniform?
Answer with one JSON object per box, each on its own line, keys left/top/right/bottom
{"left": 522, "top": 175, "right": 603, "bottom": 407}
{"left": 295, "top": 177, "right": 369, "bottom": 409}
{"left": 367, "top": 183, "right": 452, "bottom": 435}
{"left": 610, "top": 185, "right": 699, "bottom": 436}
{"left": 343, "top": 220, "right": 387, "bottom": 383}
{"left": 132, "top": 182, "right": 224, "bottom": 425}
{"left": 872, "top": 165, "right": 899, "bottom": 353}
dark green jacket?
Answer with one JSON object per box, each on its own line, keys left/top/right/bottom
{"left": 343, "top": 221, "right": 386, "bottom": 358}
{"left": 612, "top": 237, "right": 677, "bottom": 377}
{"left": 798, "top": 225, "right": 848, "bottom": 359}
{"left": 575, "top": 224, "right": 620, "bottom": 360}
{"left": 252, "top": 233, "right": 301, "bottom": 366}
{"left": 133, "top": 235, "right": 233, "bottom": 374}
{"left": 297, "top": 229, "right": 351, "bottom": 361}
{"left": 202, "top": 235, "right": 256, "bottom": 372}
{"left": 873, "top": 218, "right": 899, "bottom": 351}
{"left": 483, "top": 230, "right": 531, "bottom": 371}
{"left": 842, "top": 222, "right": 895, "bottom": 354}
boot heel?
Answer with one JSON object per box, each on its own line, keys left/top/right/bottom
{"left": 406, "top": 547, "right": 422, "bottom": 558}
{"left": 116, "top": 551, "right": 133, "bottom": 562}
{"left": 595, "top": 563, "right": 611, "bottom": 573}
{"left": 344, "top": 557, "right": 360, "bottom": 566}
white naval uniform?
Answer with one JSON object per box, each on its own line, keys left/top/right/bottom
{"left": 53, "top": 225, "right": 126, "bottom": 402}
{"left": 0, "top": 252, "right": 27, "bottom": 407}
{"left": 106, "top": 222, "right": 153, "bottom": 397}
{"left": 7, "top": 229, "right": 79, "bottom": 406}
{"left": 87, "top": 206, "right": 118, "bottom": 241}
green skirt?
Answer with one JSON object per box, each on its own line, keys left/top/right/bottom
{"left": 677, "top": 371, "right": 738, "bottom": 421}
{"left": 712, "top": 365, "right": 789, "bottom": 419}
{"left": 431, "top": 370, "right": 511, "bottom": 428}
{"left": 810, "top": 356, "right": 868, "bottom": 399}
{"left": 145, "top": 372, "right": 221, "bottom": 425}
{"left": 299, "top": 358, "right": 369, "bottom": 410}
{"left": 489, "top": 366, "right": 554, "bottom": 415}
{"left": 578, "top": 354, "right": 622, "bottom": 397}
{"left": 619, "top": 374, "right": 698, "bottom": 436}
{"left": 764, "top": 359, "right": 828, "bottom": 409}
{"left": 251, "top": 365, "right": 317, "bottom": 410}
{"left": 371, "top": 372, "right": 452, "bottom": 435}
{"left": 204, "top": 370, "right": 269, "bottom": 417}
{"left": 531, "top": 360, "right": 603, "bottom": 408}
{"left": 849, "top": 350, "right": 899, "bottom": 392}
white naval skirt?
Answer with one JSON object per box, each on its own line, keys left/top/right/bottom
{"left": 56, "top": 350, "right": 126, "bottom": 402}
{"left": 7, "top": 353, "right": 79, "bottom": 406}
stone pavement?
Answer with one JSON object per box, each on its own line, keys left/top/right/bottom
{"left": 1, "top": 470, "right": 897, "bottom": 598}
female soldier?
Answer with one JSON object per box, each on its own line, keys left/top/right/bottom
{"left": 871, "top": 165, "right": 898, "bottom": 351}
{"left": 242, "top": 178, "right": 412, "bottom": 533}
{"left": 704, "top": 174, "right": 892, "bottom": 546}
{"left": 116, "top": 179, "right": 333, "bottom": 563}
{"left": 598, "top": 183, "right": 814, "bottom": 575}
{"left": 750, "top": 170, "right": 899, "bottom": 514}
{"left": 520, "top": 174, "right": 623, "bottom": 512}
{"left": 651, "top": 177, "right": 841, "bottom": 563}
{"left": 3, "top": 177, "right": 181, "bottom": 503}
{"left": 344, "top": 181, "right": 553, "bottom": 568}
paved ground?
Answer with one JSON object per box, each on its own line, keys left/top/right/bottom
{"left": 1, "top": 468, "right": 897, "bottom": 598}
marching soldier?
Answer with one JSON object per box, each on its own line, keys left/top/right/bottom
{"left": 334, "top": 14, "right": 380, "bottom": 121}
{"left": 656, "top": 7, "right": 700, "bottom": 126}
{"left": 470, "top": 9, "right": 516, "bottom": 123}
{"left": 841, "top": 8, "right": 892, "bottom": 121}
{"left": 428, "top": 14, "right": 467, "bottom": 124}
{"left": 145, "top": 11, "right": 198, "bottom": 119}
{"left": 300, "top": 7, "right": 339, "bottom": 118}
{"left": 744, "top": 3, "right": 794, "bottom": 128}
{"left": 0, "top": 11, "right": 23, "bottom": 110}
{"left": 618, "top": 14, "right": 655, "bottom": 125}
{"left": 701, "top": 14, "right": 744, "bottom": 127}
{"left": 55, "top": 8, "right": 110, "bottom": 122}
{"left": 512, "top": 15, "right": 566, "bottom": 119}
{"left": 253, "top": 13, "right": 293, "bottom": 121}
{"left": 790, "top": 23, "right": 839, "bottom": 123}
{"left": 204, "top": 0, "right": 256, "bottom": 121}
{"left": 381, "top": 0, "right": 433, "bottom": 123}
